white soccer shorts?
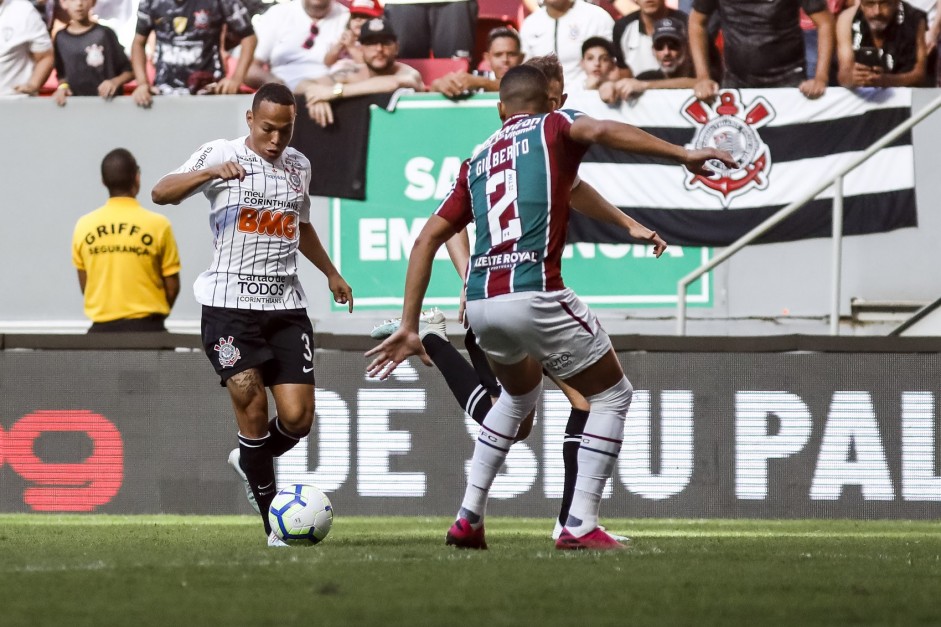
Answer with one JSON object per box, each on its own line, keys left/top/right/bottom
{"left": 465, "top": 288, "right": 612, "bottom": 380}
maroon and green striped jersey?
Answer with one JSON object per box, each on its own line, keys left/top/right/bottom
{"left": 435, "top": 110, "right": 588, "bottom": 301}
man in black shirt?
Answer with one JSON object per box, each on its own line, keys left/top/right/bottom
{"left": 836, "top": 0, "right": 927, "bottom": 87}
{"left": 131, "top": 0, "right": 257, "bottom": 106}
{"left": 688, "top": 0, "right": 835, "bottom": 100}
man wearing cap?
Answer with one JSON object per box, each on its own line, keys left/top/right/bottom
{"left": 323, "top": 0, "right": 384, "bottom": 68}
{"left": 600, "top": 17, "right": 695, "bottom": 101}
{"left": 297, "top": 18, "right": 423, "bottom": 126}
{"left": 246, "top": 0, "right": 350, "bottom": 90}
{"left": 612, "top": 0, "right": 687, "bottom": 77}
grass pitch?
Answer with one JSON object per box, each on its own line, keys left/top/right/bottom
{"left": 1, "top": 516, "right": 940, "bottom": 627}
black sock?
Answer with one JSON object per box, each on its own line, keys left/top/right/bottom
{"left": 559, "top": 408, "right": 590, "bottom": 526}
{"left": 239, "top": 434, "right": 278, "bottom": 534}
{"left": 464, "top": 329, "right": 501, "bottom": 398}
{"left": 423, "top": 334, "right": 493, "bottom": 423}
{"left": 265, "top": 416, "right": 308, "bottom": 457}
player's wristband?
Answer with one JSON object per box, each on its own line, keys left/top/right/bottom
{"left": 332, "top": 83, "right": 344, "bottom": 99}
{"left": 57, "top": 82, "right": 69, "bottom": 91}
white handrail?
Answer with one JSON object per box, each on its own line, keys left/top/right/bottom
{"left": 676, "top": 92, "right": 941, "bottom": 336}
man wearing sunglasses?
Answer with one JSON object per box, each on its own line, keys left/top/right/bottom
{"left": 612, "top": 0, "right": 688, "bottom": 78}
{"left": 296, "top": 18, "right": 423, "bottom": 126}
{"left": 599, "top": 18, "right": 695, "bottom": 102}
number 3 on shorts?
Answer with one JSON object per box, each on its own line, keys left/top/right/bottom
{"left": 301, "top": 332, "right": 313, "bottom": 371}
{"left": 485, "top": 167, "right": 521, "bottom": 246}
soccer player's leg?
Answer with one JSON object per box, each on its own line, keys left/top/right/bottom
{"left": 448, "top": 355, "right": 544, "bottom": 549}
{"left": 226, "top": 367, "right": 279, "bottom": 534}
{"left": 546, "top": 374, "right": 590, "bottom": 538}
{"left": 264, "top": 309, "right": 318, "bottom": 457}
{"left": 531, "top": 290, "right": 631, "bottom": 550}
{"left": 555, "top": 350, "right": 632, "bottom": 550}
{"left": 201, "top": 307, "right": 277, "bottom": 525}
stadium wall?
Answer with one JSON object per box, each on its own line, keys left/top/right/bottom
{"left": 2, "top": 344, "right": 940, "bottom": 519}
{"left": 2, "top": 90, "right": 941, "bottom": 335}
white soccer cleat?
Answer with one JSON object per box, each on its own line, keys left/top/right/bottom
{"left": 418, "top": 308, "right": 447, "bottom": 342}
{"left": 370, "top": 307, "right": 447, "bottom": 341}
{"left": 227, "top": 448, "right": 260, "bottom": 514}
{"left": 267, "top": 530, "right": 289, "bottom": 547}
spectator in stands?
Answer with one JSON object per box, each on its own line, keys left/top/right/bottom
{"left": 520, "top": 0, "right": 614, "bottom": 88}
{"left": 599, "top": 17, "right": 695, "bottom": 101}
{"left": 324, "top": 0, "right": 383, "bottom": 69}
{"left": 0, "top": 0, "right": 54, "bottom": 96}
{"left": 523, "top": 0, "right": 639, "bottom": 19}
{"left": 382, "top": 0, "right": 476, "bottom": 62}
{"left": 577, "top": 36, "right": 618, "bottom": 90}
{"left": 837, "top": 0, "right": 927, "bottom": 87}
{"left": 689, "top": 0, "right": 834, "bottom": 100}
{"left": 53, "top": 0, "right": 133, "bottom": 106}
{"left": 73, "top": 148, "right": 181, "bottom": 333}
{"left": 131, "top": 0, "right": 256, "bottom": 106}
{"left": 248, "top": 0, "right": 349, "bottom": 90}
{"left": 93, "top": 0, "right": 139, "bottom": 52}
{"left": 297, "top": 18, "right": 422, "bottom": 126}
{"left": 801, "top": 0, "right": 848, "bottom": 81}
{"left": 612, "top": 0, "right": 687, "bottom": 77}
{"left": 429, "top": 26, "right": 522, "bottom": 97}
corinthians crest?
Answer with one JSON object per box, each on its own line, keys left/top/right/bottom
{"left": 682, "top": 90, "right": 775, "bottom": 207}
{"left": 214, "top": 336, "right": 241, "bottom": 368}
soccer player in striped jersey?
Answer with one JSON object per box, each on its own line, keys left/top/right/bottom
{"left": 367, "top": 65, "right": 734, "bottom": 550}
{"left": 152, "top": 83, "right": 353, "bottom": 547}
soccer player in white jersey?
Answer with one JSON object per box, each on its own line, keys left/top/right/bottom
{"left": 366, "top": 66, "right": 734, "bottom": 550}
{"left": 152, "top": 83, "right": 353, "bottom": 547}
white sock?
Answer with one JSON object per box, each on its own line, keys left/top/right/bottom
{"left": 459, "top": 382, "right": 542, "bottom": 528}
{"left": 566, "top": 377, "right": 632, "bottom": 537}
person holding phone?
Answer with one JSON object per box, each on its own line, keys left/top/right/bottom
{"left": 836, "top": 0, "right": 928, "bottom": 87}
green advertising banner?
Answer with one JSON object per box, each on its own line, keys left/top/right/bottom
{"left": 331, "top": 93, "right": 711, "bottom": 310}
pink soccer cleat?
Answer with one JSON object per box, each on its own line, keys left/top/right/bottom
{"left": 555, "top": 526, "right": 628, "bottom": 551}
{"left": 445, "top": 518, "right": 488, "bottom": 550}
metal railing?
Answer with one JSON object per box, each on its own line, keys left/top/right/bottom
{"left": 676, "top": 92, "right": 941, "bottom": 336}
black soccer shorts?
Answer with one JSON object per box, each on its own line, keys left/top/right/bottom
{"left": 200, "top": 306, "right": 316, "bottom": 387}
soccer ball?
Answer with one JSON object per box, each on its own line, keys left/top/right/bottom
{"left": 268, "top": 484, "right": 333, "bottom": 545}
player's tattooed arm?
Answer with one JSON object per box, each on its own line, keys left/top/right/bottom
{"left": 152, "top": 161, "right": 246, "bottom": 205}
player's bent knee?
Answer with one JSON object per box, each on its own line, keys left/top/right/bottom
{"left": 279, "top": 405, "right": 314, "bottom": 435}
{"left": 495, "top": 380, "right": 543, "bottom": 420}
{"left": 585, "top": 377, "right": 633, "bottom": 417}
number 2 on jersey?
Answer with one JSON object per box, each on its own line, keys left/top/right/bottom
{"left": 485, "top": 168, "right": 521, "bottom": 246}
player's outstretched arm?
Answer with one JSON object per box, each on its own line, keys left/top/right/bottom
{"left": 571, "top": 181, "right": 667, "bottom": 257}
{"left": 298, "top": 222, "right": 353, "bottom": 312}
{"left": 569, "top": 116, "right": 737, "bottom": 176}
{"left": 365, "top": 215, "right": 456, "bottom": 379}
{"left": 152, "top": 161, "right": 246, "bottom": 205}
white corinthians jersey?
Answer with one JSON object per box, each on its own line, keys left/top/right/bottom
{"left": 170, "top": 137, "right": 312, "bottom": 310}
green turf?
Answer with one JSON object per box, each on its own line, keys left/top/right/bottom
{"left": 2, "top": 516, "right": 940, "bottom": 627}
